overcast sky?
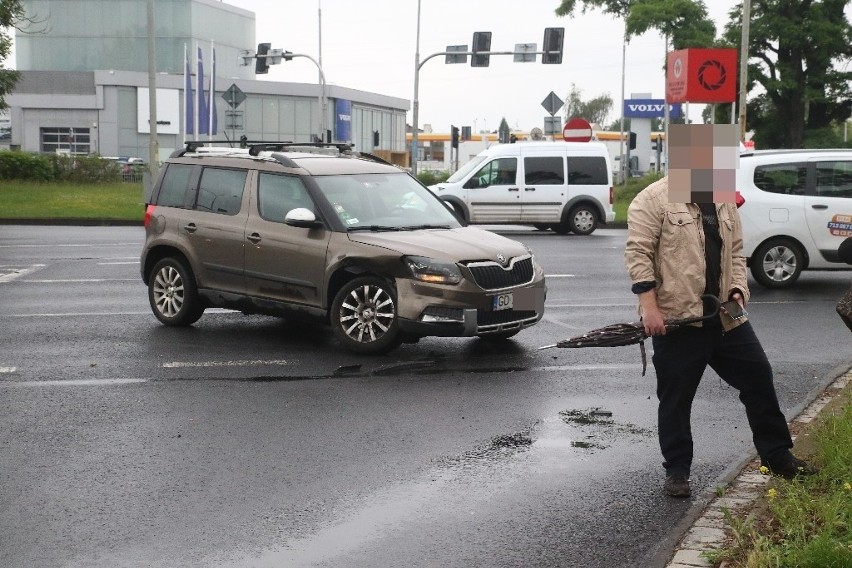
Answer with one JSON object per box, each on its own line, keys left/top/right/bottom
{"left": 226, "top": 0, "right": 741, "bottom": 132}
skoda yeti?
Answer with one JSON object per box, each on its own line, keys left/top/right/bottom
{"left": 140, "top": 142, "right": 547, "bottom": 354}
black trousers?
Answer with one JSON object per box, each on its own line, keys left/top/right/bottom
{"left": 651, "top": 321, "right": 793, "bottom": 477}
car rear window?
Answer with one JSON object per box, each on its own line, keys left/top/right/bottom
{"left": 753, "top": 163, "right": 807, "bottom": 195}
{"left": 567, "top": 156, "right": 608, "bottom": 185}
{"left": 155, "top": 164, "right": 193, "bottom": 207}
{"left": 524, "top": 156, "right": 564, "bottom": 185}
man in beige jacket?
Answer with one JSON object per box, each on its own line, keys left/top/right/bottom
{"left": 625, "top": 170, "right": 816, "bottom": 498}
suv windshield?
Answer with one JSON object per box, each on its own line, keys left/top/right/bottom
{"left": 313, "top": 172, "right": 462, "bottom": 230}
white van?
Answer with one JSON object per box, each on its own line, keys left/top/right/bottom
{"left": 427, "top": 142, "right": 615, "bottom": 235}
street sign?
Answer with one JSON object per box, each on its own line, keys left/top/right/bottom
{"left": 563, "top": 117, "right": 593, "bottom": 142}
{"left": 222, "top": 83, "right": 246, "bottom": 109}
{"left": 513, "top": 43, "right": 536, "bottom": 63}
{"left": 445, "top": 45, "right": 468, "bottom": 64}
{"left": 541, "top": 91, "right": 564, "bottom": 116}
{"left": 543, "top": 116, "right": 561, "bottom": 135}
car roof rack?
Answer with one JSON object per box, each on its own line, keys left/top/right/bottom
{"left": 170, "top": 140, "right": 397, "bottom": 168}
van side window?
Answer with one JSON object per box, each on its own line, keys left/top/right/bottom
{"left": 472, "top": 158, "right": 516, "bottom": 187}
{"left": 752, "top": 164, "right": 806, "bottom": 195}
{"left": 524, "top": 156, "right": 564, "bottom": 185}
{"left": 815, "top": 161, "right": 852, "bottom": 198}
{"left": 567, "top": 156, "right": 608, "bottom": 185}
{"left": 195, "top": 168, "right": 247, "bottom": 215}
{"left": 258, "top": 173, "right": 315, "bottom": 222}
{"left": 155, "top": 164, "right": 193, "bottom": 208}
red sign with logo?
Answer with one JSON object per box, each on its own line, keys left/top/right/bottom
{"left": 666, "top": 48, "right": 737, "bottom": 104}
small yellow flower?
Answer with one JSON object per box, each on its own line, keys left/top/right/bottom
{"left": 759, "top": 465, "right": 770, "bottom": 475}
{"left": 767, "top": 488, "right": 778, "bottom": 500}
{"left": 844, "top": 482, "right": 851, "bottom": 492}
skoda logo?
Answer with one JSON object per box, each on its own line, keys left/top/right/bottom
{"left": 496, "top": 254, "right": 507, "bottom": 265}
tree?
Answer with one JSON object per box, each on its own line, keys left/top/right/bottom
{"left": 723, "top": 0, "right": 852, "bottom": 148}
{"left": 564, "top": 84, "right": 613, "bottom": 125}
{"left": 555, "top": 0, "right": 716, "bottom": 49}
{"left": 0, "top": 0, "right": 24, "bottom": 111}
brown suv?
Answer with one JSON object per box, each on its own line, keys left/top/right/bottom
{"left": 140, "top": 142, "right": 547, "bottom": 354}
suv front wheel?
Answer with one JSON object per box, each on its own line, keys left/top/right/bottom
{"left": 751, "top": 239, "right": 805, "bottom": 289}
{"left": 331, "top": 276, "right": 402, "bottom": 354}
{"left": 148, "top": 257, "right": 205, "bottom": 326}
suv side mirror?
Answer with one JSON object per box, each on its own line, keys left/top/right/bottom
{"left": 285, "top": 208, "right": 322, "bottom": 228}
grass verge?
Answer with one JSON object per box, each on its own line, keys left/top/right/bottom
{"left": 0, "top": 181, "right": 145, "bottom": 222}
{"left": 705, "top": 386, "right": 852, "bottom": 567}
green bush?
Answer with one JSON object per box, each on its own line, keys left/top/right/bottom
{"left": 50, "top": 154, "right": 122, "bottom": 183}
{"left": 0, "top": 150, "right": 54, "bottom": 181}
{"left": 416, "top": 169, "right": 451, "bottom": 186}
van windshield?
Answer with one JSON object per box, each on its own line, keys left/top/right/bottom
{"left": 446, "top": 155, "right": 487, "bottom": 183}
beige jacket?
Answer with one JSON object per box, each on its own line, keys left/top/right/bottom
{"left": 624, "top": 177, "right": 750, "bottom": 332}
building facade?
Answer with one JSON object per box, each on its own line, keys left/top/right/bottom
{"left": 6, "top": 0, "right": 409, "bottom": 164}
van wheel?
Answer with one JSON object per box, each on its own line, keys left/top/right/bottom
{"left": 148, "top": 257, "right": 204, "bottom": 326}
{"left": 331, "top": 276, "right": 403, "bottom": 354}
{"left": 751, "top": 239, "right": 804, "bottom": 289}
{"left": 567, "top": 205, "right": 598, "bottom": 235}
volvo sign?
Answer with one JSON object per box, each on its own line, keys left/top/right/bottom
{"left": 623, "top": 99, "right": 682, "bottom": 119}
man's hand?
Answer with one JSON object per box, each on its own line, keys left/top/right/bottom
{"left": 638, "top": 290, "right": 667, "bottom": 336}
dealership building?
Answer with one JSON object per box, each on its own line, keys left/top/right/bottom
{"left": 5, "top": 0, "right": 410, "bottom": 165}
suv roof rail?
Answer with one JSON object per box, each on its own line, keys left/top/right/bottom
{"left": 356, "top": 151, "right": 394, "bottom": 166}
{"left": 247, "top": 141, "right": 354, "bottom": 156}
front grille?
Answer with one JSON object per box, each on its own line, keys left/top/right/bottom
{"left": 465, "top": 256, "right": 534, "bottom": 290}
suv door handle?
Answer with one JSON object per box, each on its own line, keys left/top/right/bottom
{"left": 247, "top": 233, "right": 262, "bottom": 244}
{"left": 524, "top": 187, "right": 536, "bottom": 191}
{"left": 811, "top": 204, "right": 828, "bottom": 210}
{"left": 183, "top": 223, "right": 197, "bottom": 233}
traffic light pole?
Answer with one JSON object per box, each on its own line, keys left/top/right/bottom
{"left": 411, "top": 48, "right": 559, "bottom": 175}
{"left": 284, "top": 53, "right": 327, "bottom": 142}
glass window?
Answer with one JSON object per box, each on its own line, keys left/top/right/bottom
{"left": 155, "top": 164, "right": 193, "bottom": 208}
{"left": 40, "top": 127, "right": 91, "bottom": 155}
{"left": 753, "top": 164, "right": 807, "bottom": 195}
{"left": 567, "top": 156, "right": 608, "bottom": 185}
{"left": 195, "top": 168, "right": 247, "bottom": 215}
{"left": 524, "top": 156, "right": 564, "bottom": 185}
{"left": 815, "top": 162, "right": 852, "bottom": 198}
{"left": 258, "top": 173, "right": 314, "bottom": 223}
{"left": 472, "top": 158, "right": 517, "bottom": 187}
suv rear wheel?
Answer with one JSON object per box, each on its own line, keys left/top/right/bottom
{"left": 751, "top": 239, "right": 805, "bottom": 289}
{"left": 148, "top": 257, "right": 204, "bottom": 326}
{"left": 331, "top": 276, "right": 402, "bottom": 354}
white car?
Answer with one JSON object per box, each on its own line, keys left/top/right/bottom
{"left": 737, "top": 149, "right": 852, "bottom": 288}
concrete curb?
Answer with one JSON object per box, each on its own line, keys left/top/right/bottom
{"left": 663, "top": 366, "right": 852, "bottom": 567}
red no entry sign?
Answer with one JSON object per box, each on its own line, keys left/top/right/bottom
{"left": 563, "top": 117, "right": 592, "bottom": 142}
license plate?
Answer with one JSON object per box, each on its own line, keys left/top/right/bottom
{"left": 492, "top": 293, "right": 513, "bottom": 311}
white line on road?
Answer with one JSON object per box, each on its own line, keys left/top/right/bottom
{"left": 0, "top": 367, "right": 16, "bottom": 373}
{"left": 21, "top": 279, "right": 139, "bottom": 283}
{"left": 162, "top": 360, "right": 289, "bottom": 368}
{"left": 0, "top": 378, "right": 149, "bottom": 387}
{"left": 0, "top": 264, "right": 46, "bottom": 283}
{"left": 98, "top": 261, "right": 139, "bottom": 265}
{"left": 544, "top": 274, "right": 575, "bottom": 278}
{"left": 0, "top": 243, "right": 139, "bottom": 248}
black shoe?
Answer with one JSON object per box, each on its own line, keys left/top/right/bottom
{"left": 761, "top": 454, "right": 819, "bottom": 480}
{"left": 664, "top": 474, "right": 691, "bottom": 498}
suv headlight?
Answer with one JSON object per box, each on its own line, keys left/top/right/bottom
{"left": 404, "top": 255, "right": 462, "bottom": 285}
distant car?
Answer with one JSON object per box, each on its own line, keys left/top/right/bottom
{"left": 140, "top": 141, "right": 547, "bottom": 354}
{"left": 737, "top": 148, "right": 852, "bottom": 288}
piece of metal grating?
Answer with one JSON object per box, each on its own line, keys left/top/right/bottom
{"left": 465, "top": 257, "right": 534, "bottom": 290}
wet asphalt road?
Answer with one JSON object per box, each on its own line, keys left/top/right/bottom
{"left": 1, "top": 224, "right": 850, "bottom": 568}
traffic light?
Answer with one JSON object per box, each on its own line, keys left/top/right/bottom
{"left": 542, "top": 27, "right": 564, "bottom": 64}
{"left": 629, "top": 131, "right": 637, "bottom": 150}
{"left": 451, "top": 125, "right": 460, "bottom": 149}
{"left": 255, "top": 43, "right": 271, "bottom": 74}
{"left": 471, "top": 32, "right": 492, "bottom": 67}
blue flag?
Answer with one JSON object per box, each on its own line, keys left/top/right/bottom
{"left": 209, "top": 46, "right": 217, "bottom": 135}
{"left": 184, "top": 44, "right": 193, "bottom": 135}
{"left": 197, "top": 46, "right": 208, "bottom": 135}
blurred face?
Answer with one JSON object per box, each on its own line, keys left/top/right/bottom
{"left": 667, "top": 124, "right": 739, "bottom": 204}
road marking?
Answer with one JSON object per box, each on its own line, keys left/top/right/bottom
{"left": 544, "top": 274, "right": 575, "bottom": 278}
{"left": 0, "top": 367, "right": 16, "bottom": 373}
{"left": 2, "top": 311, "right": 151, "bottom": 317}
{"left": 0, "top": 243, "right": 139, "bottom": 248}
{"left": 0, "top": 378, "right": 149, "bottom": 387}
{"left": 22, "top": 279, "right": 139, "bottom": 283}
{"left": 162, "top": 360, "right": 289, "bottom": 368}
{"left": 98, "top": 261, "right": 139, "bottom": 265}
{"left": 0, "top": 264, "right": 46, "bottom": 283}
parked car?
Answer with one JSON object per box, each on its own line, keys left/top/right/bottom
{"left": 140, "top": 142, "right": 547, "bottom": 354}
{"left": 737, "top": 148, "right": 852, "bottom": 288}
{"left": 427, "top": 141, "right": 615, "bottom": 235}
